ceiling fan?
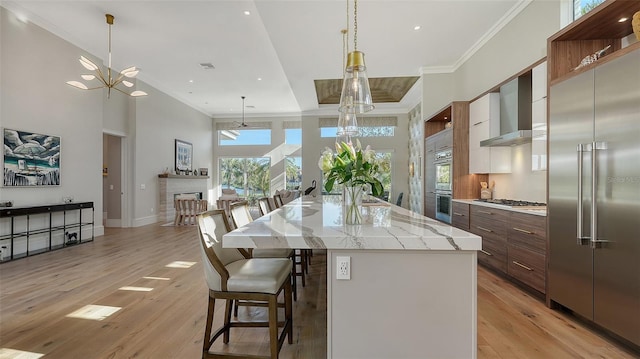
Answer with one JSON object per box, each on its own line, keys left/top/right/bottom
{"left": 234, "top": 96, "right": 251, "bottom": 128}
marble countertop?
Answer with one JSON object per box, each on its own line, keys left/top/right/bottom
{"left": 223, "top": 195, "right": 481, "bottom": 251}
{"left": 453, "top": 199, "right": 547, "bottom": 216}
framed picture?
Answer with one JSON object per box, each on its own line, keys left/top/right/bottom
{"left": 3, "top": 128, "right": 61, "bottom": 186}
{"left": 175, "top": 139, "right": 193, "bottom": 173}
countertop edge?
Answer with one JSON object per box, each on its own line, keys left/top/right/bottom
{"left": 453, "top": 199, "right": 547, "bottom": 216}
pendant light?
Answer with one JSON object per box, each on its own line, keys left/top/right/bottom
{"left": 337, "top": 28, "right": 359, "bottom": 137}
{"left": 66, "top": 14, "right": 147, "bottom": 98}
{"left": 338, "top": 0, "right": 374, "bottom": 114}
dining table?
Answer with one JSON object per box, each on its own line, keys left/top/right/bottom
{"left": 222, "top": 194, "right": 482, "bottom": 359}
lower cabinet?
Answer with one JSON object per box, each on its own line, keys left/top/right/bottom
{"left": 468, "top": 204, "right": 547, "bottom": 294}
{"left": 425, "top": 192, "right": 436, "bottom": 220}
{"left": 506, "top": 212, "right": 547, "bottom": 293}
{"left": 469, "top": 205, "right": 508, "bottom": 274}
{"left": 451, "top": 202, "right": 470, "bottom": 230}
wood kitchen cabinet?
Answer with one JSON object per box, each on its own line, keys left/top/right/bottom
{"left": 469, "top": 205, "right": 508, "bottom": 274}
{"left": 507, "top": 212, "right": 547, "bottom": 293}
{"left": 468, "top": 93, "right": 511, "bottom": 174}
{"left": 468, "top": 204, "right": 548, "bottom": 294}
{"left": 451, "top": 202, "right": 469, "bottom": 231}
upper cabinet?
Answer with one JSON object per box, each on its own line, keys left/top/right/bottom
{"left": 531, "top": 61, "right": 547, "bottom": 171}
{"left": 548, "top": 0, "right": 640, "bottom": 85}
{"left": 469, "top": 93, "right": 511, "bottom": 174}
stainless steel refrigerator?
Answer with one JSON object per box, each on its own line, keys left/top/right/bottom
{"left": 548, "top": 47, "right": 640, "bottom": 347}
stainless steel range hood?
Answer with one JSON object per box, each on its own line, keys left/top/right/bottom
{"left": 481, "top": 72, "right": 532, "bottom": 147}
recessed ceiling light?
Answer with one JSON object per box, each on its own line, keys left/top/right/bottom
{"left": 257, "top": 77, "right": 262, "bottom": 81}
{"left": 618, "top": 17, "right": 628, "bottom": 22}
{"left": 414, "top": 25, "right": 421, "bottom": 31}
{"left": 244, "top": 10, "right": 251, "bottom": 16}
{"left": 189, "top": 79, "right": 194, "bottom": 83}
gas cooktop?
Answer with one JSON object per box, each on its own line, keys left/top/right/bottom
{"left": 474, "top": 198, "right": 546, "bottom": 208}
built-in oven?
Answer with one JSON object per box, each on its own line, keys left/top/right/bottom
{"left": 434, "top": 149, "right": 452, "bottom": 223}
{"left": 434, "top": 150, "right": 452, "bottom": 192}
{"left": 435, "top": 191, "right": 452, "bottom": 223}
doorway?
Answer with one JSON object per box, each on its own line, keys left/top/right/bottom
{"left": 103, "top": 133, "right": 125, "bottom": 227}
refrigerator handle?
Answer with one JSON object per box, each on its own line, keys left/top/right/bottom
{"left": 576, "top": 143, "right": 590, "bottom": 245}
{"left": 591, "top": 141, "right": 608, "bottom": 249}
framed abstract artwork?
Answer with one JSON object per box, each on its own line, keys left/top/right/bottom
{"left": 175, "top": 139, "right": 193, "bottom": 173}
{"left": 3, "top": 128, "right": 61, "bottom": 186}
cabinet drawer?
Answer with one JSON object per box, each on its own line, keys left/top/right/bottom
{"left": 479, "top": 237, "right": 507, "bottom": 273}
{"left": 508, "top": 212, "right": 546, "bottom": 253}
{"left": 470, "top": 205, "right": 509, "bottom": 222}
{"left": 507, "top": 245, "right": 545, "bottom": 293}
{"left": 470, "top": 215, "right": 507, "bottom": 241}
{"left": 451, "top": 202, "right": 470, "bottom": 230}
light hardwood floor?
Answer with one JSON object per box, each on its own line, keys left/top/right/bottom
{"left": 0, "top": 224, "right": 636, "bottom": 358}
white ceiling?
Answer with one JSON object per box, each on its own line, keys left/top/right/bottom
{"left": 3, "top": 0, "right": 525, "bottom": 118}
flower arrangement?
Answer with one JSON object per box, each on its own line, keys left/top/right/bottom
{"left": 318, "top": 139, "right": 384, "bottom": 196}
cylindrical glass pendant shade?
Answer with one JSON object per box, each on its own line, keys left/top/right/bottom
{"left": 336, "top": 111, "right": 359, "bottom": 136}
{"left": 338, "top": 51, "right": 374, "bottom": 114}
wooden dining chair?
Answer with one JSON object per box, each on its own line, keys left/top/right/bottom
{"left": 196, "top": 209, "right": 293, "bottom": 359}
{"left": 273, "top": 194, "right": 284, "bottom": 208}
{"left": 257, "top": 197, "right": 273, "bottom": 217}
{"left": 228, "top": 201, "right": 301, "bottom": 301}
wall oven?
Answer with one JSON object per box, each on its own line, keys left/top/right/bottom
{"left": 435, "top": 191, "right": 452, "bottom": 223}
{"left": 434, "top": 149, "right": 452, "bottom": 223}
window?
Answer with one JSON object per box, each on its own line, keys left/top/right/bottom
{"left": 218, "top": 129, "right": 271, "bottom": 146}
{"left": 285, "top": 129, "right": 302, "bottom": 144}
{"left": 320, "top": 126, "right": 394, "bottom": 138}
{"left": 219, "top": 157, "right": 271, "bottom": 204}
{"left": 285, "top": 156, "right": 302, "bottom": 190}
{"left": 574, "top": 0, "right": 604, "bottom": 20}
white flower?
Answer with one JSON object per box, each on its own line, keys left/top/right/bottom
{"left": 362, "top": 145, "right": 375, "bottom": 164}
{"left": 318, "top": 147, "right": 334, "bottom": 172}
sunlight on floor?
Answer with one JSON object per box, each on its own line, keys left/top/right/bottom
{"left": 119, "top": 286, "right": 154, "bottom": 292}
{"left": 142, "top": 276, "right": 170, "bottom": 280}
{"left": 66, "top": 304, "right": 121, "bottom": 321}
{"left": 165, "top": 261, "right": 196, "bottom": 268}
{"left": 0, "top": 348, "right": 44, "bottom": 358}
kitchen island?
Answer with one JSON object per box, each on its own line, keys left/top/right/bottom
{"left": 223, "top": 195, "right": 482, "bottom": 359}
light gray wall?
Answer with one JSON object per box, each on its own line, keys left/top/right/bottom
{"left": 454, "top": 0, "right": 562, "bottom": 102}
{"left": 1, "top": 7, "right": 214, "bottom": 230}
{"left": 1, "top": 7, "right": 105, "bottom": 236}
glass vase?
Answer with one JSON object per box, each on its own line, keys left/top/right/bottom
{"left": 343, "top": 185, "right": 364, "bottom": 225}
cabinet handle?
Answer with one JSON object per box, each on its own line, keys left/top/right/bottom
{"left": 513, "top": 227, "right": 534, "bottom": 234}
{"left": 476, "top": 226, "right": 493, "bottom": 233}
{"left": 480, "top": 250, "right": 493, "bottom": 256}
{"left": 472, "top": 121, "right": 483, "bottom": 126}
{"left": 512, "top": 261, "right": 533, "bottom": 271}
{"left": 453, "top": 212, "right": 465, "bottom": 217}
{"left": 478, "top": 210, "right": 493, "bottom": 215}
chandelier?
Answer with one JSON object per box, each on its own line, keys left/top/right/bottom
{"left": 338, "top": 0, "right": 373, "bottom": 114}
{"left": 66, "top": 14, "right": 147, "bottom": 98}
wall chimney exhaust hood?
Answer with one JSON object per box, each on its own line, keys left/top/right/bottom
{"left": 481, "top": 72, "right": 532, "bottom": 147}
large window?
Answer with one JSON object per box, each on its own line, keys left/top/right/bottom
{"left": 219, "top": 157, "right": 271, "bottom": 204}
{"left": 285, "top": 128, "right": 302, "bottom": 144}
{"left": 285, "top": 156, "right": 302, "bottom": 190}
{"left": 219, "top": 129, "right": 271, "bottom": 146}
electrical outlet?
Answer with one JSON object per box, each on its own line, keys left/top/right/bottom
{"left": 336, "top": 256, "right": 350, "bottom": 280}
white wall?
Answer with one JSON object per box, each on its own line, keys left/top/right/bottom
{"left": 1, "top": 7, "right": 214, "bottom": 231}
{"left": 419, "top": 1, "right": 562, "bottom": 202}
{"left": 1, "top": 8, "right": 105, "bottom": 237}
